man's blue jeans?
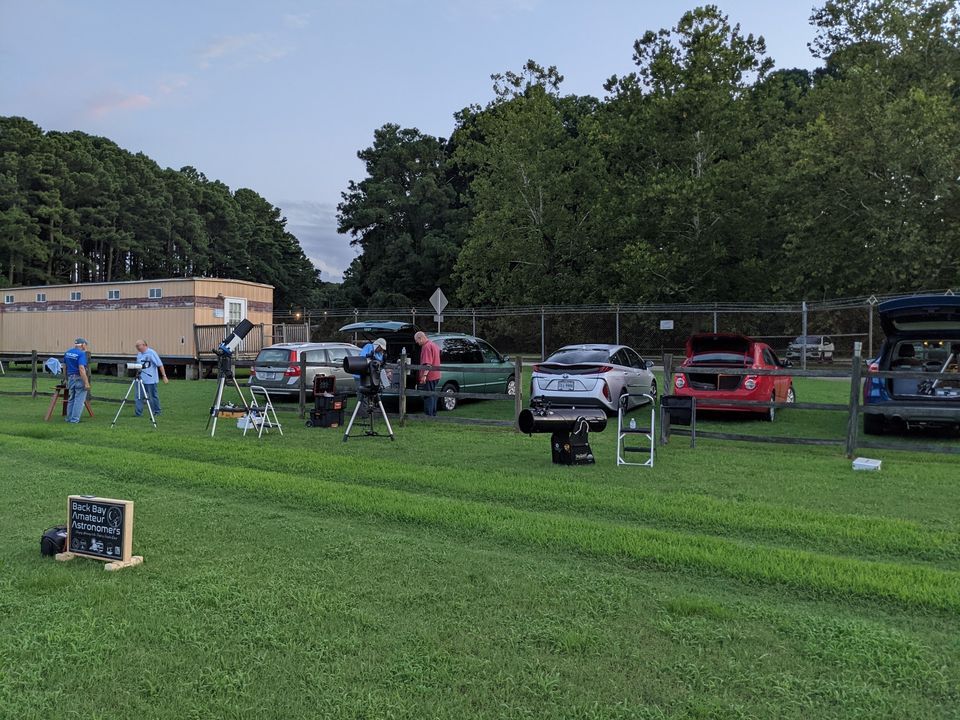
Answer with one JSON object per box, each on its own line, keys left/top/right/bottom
{"left": 66, "top": 375, "right": 87, "bottom": 423}
{"left": 135, "top": 382, "right": 161, "bottom": 416}
{"left": 423, "top": 379, "right": 438, "bottom": 416}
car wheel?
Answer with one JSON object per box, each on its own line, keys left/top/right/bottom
{"left": 506, "top": 376, "right": 516, "bottom": 396}
{"left": 763, "top": 392, "right": 776, "bottom": 422}
{"left": 648, "top": 379, "right": 658, "bottom": 405}
{"left": 441, "top": 382, "right": 458, "bottom": 412}
{"left": 786, "top": 385, "right": 796, "bottom": 404}
{"left": 863, "top": 413, "right": 885, "bottom": 435}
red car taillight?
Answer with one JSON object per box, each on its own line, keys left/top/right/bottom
{"left": 283, "top": 350, "right": 300, "bottom": 377}
{"left": 532, "top": 364, "right": 541, "bottom": 373}
{"left": 602, "top": 381, "right": 610, "bottom": 400}
{"left": 868, "top": 361, "right": 879, "bottom": 373}
{"left": 595, "top": 365, "right": 613, "bottom": 373}
{"left": 675, "top": 374, "right": 686, "bottom": 389}
{"left": 744, "top": 375, "right": 758, "bottom": 390}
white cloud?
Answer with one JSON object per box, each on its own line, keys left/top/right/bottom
{"left": 197, "top": 33, "right": 292, "bottom": 69}
{"left": 282, "top": 13, "right": 310, "bottom": 29}
{"left": 280, "top": 200, "right": 355, "bottom": 283}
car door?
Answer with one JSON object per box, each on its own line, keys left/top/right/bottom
{"left": 763, "top": 347, "right": 788, "bottom": 400}
{"left": 476, "top": 339, "right": 510, "bottom": 393}
{"left": 325, "top": 346, "right": 357, "bottom": 391}
{"left": 625, "top": 348, "right": 653, "bottom": 397}
{"left": 438, "top": 338, "right": 466, "bottom": 390}
{"left": 303, "top": 349, "right": 327, "bottom": 390}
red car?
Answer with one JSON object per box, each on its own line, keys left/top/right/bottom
{"left": 673, "top": 333, "right": 795, "bottom": 421}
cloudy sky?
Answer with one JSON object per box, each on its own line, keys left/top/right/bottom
{"left": 0, "top": 1, "right": 820, "bottom": 282}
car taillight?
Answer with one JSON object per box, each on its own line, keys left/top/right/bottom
{"left": 744, "top": 375, "right": 758, "bottom": 390}
{"left": 602, "top": 381, "right": 610, "bottom": 400}
{"left": 595, "top": 365, "right": 613, "bottom": 373}
{"left": 868, "top": 362, "right": 879, "bottom": 373}
{"left": 675, "top": 374, "right": 685, "bottom": 389}
{"left": 532, "top": 364, "right": 541, "bottom": 373}
{"left": 283, "top": 350, "right": 300, "bottom": 377}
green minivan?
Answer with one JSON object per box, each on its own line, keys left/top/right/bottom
{"left": 338, "top": 322, "right": 516, "bottom": 410}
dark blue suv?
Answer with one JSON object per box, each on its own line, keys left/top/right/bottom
{"left": 862, "top": 295, "right": 960, "bottom": 434}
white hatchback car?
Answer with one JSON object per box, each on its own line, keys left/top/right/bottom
{"left": 530, "top": 344, "right": 657, "bottom": 413}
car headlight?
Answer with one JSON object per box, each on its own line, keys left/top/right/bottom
{"left": 675, "top": 375, "right": 685, "bottom": 389}
{"left": 744, "top": 376, "right": 757, "bottom": 390}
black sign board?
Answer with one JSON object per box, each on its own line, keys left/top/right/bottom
{"left": 67, "top": 496, "right": 133, "bottom": 562}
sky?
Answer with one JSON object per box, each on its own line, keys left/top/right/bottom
{"left": 0, "top": 1, "right": 821, "bottom": 282}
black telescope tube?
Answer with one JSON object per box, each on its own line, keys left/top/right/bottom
{"left": 343, "top": 355, "right": 371, "bottom": 376}
{"left": 518, "top": 408, "right": 607, "bottom": 435}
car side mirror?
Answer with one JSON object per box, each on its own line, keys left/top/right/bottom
{"left": 781, "top": 360, "right": 793, "bottom": 368}
{"left": 645, "top": 360, "right": 654, "bottom": 369}
{"left": 502, "top": 355, "right": 511, "bottom": 363}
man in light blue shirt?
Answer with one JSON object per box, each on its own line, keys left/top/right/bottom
{"left": 134, "top": 339, "right": 168, "bottom": 417}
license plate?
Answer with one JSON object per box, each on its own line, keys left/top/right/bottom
{"left": 257, "top": 372, "right": 276, "bottom": 380}
{"left": 558, "top": 380, "right": 575, "bottom": 392}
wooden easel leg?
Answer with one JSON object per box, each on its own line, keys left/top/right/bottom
{"left": 45, "top": 391, "right": 62, "bottom": 421}
{"left": 85, "top": 400, "right": 94, "bottom": 418}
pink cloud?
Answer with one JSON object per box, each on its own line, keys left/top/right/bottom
{"left": 87, "top": 91, "right": 152, "bottom": 118}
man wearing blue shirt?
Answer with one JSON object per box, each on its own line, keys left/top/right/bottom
{"left": 63, "top": 338, "right": 91, "bottom": 423}
{"left": 134, "top": 339, "right": 168, "bottom": 417}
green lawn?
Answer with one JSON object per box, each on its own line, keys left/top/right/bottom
{"left": 0, "top": 375, "right": 958, "bottom": 719}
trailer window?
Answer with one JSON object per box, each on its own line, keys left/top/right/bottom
{"left": 70, "top": 291, "right": 81, "bottom": 301}
{"left": 149, "top": 288, "right": 163, "bottom": 299}
{"left": 107, "top": 289, "right": 120, "bottom": 300}
{"left": 3, "top": 295, "right": 13, "bottom": 304}
{"left": 36, "top": 293, "right": 46, "bottom": 302}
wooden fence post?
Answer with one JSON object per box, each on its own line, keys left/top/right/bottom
{"left": 514, "top": 355, "right": 523, "bottom": 432}
{"left": 662, "top": 353, "right": 673, "bottom": 396}
{"left": 399, "top": 349, "right": 407, "bottom": 427}
{"left": 845, "top": 342, "right": 863, "bottom": 458}
{"left": 31, "top": 350, "right": 38, "bottom": 398}
{"left": 298, "top": 353, "right": 308, "bottom": 419}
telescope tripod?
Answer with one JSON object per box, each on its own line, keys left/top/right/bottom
{"left": 343, "top": 391, "right": 395, "bottom": 442}
{"left": 206, "top": 357, "right": 252, "bottom": 437}
{"left": 111, "top": 373, "right": 158, "bottom": 430}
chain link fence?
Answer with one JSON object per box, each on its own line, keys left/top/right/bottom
{"left": 292, "top": 291, "right": 958, "bottom": 364}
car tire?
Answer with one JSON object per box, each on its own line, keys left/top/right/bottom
{"left": 648, "top": 379, "right": 658, "bottom": 405}
{"left": 786, "top": 385, "right": 796, "bottom": 404}
{"left": 763, "top": 392, "right": 776, "bottom": 422}
{"left": 441, "top": 382, "right": 458, "bottom": 412}
{"left": 506, "top": 376, "right": 516, "bottom": 396}
{"left": 863, "top": 413, "right": 885, "bottom": 435}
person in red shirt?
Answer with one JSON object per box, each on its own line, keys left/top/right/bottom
{"left": 415, "top": 331, "right": 442, "bottom": 416}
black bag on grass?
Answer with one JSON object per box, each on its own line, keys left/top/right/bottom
{"left": 40, "top": 525, "right": 67, "bottom": 557}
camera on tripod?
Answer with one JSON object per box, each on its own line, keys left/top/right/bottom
{"left": 126, "top": 362, "right": 144, "bottom": 371}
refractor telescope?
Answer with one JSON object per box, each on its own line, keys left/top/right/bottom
{"left": 216, "top": 319, "right": 255, "bottom": 358}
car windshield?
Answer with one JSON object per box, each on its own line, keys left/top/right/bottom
{"left": 689, "top": 352, "right": 750, "bottom": 365}
{"left": 792, "top": 336, "right": 820, "bottom": 344}
{"left": 255, "top": 349, "right": 291, "bottom": 365}
{"left": 546, "top": 349, "right": 609, "bottom": 364}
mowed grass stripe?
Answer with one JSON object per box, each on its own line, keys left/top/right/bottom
{"left": 5, "top": 435, "right": 959, "bottom": 612}
{"left": 12, "top": 428, "right": 959, "bottom": 565}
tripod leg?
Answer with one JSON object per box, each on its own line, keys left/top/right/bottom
{"left": 111, "top": 378, "right": 138, "bottom": 428}
{"left": 209, "top": 377, "right": 226, "bottom": 437}
{"left": 342, "top": 398, "right": 364, "bottom": 442}
{"left": 378, "top": 400, "right": 395, "bottom": 440}
{"left": 142, "top": 380, "right": 158, "bottom": 429}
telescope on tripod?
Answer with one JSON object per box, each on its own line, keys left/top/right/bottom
{"left": 206, "top": 319, "right": 255, "bottom": 437}
{"left": 341, "top": 355, "right": 395, "bottom": 441}
{"left": 111, "top": 362, "right": 158, "bottom": 430}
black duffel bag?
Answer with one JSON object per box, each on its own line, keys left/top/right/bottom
{"left": 40, "top": 525, "right": 67, "bottom": 557}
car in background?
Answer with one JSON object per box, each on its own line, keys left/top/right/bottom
{"left": 249, "top": 342, "right": 359, "bottom": 397}
{"left": 673, "top": 333, "right": 795, "bottom": 421}
{"left": 530, "top": 344, "right": 657, "bottom": 414}
{"left": 862, "top": 295, "right": 960, "bottom": 434}
{"left": 337, "top": 321, "right": 516, "bottom": 411}
{"left": 786, "top": 335, "right": 835, "bottom": 363}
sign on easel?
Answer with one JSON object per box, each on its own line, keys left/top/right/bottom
{"left": 56, "top": 495, "right": 143, "bottom": 571}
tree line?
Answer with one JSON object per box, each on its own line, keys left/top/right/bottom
{"left": 0, "top": 117, "right": 325, "bottom": 311}
{"left": 336, "top": 0, "right": 960, "bottom": 309}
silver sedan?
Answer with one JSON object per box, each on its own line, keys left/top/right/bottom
{"left": 530, "top": 344, "right": 657, "bottom": 413}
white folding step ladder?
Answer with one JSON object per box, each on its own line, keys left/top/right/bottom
{"left": 617, "top": 393, "right": 655, "bottom": 467}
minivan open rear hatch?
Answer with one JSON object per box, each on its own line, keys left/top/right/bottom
{"left": 879, "top": 296, "right": 960, "bottom": 335}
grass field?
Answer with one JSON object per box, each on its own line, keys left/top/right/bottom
{"left": 1, "top": 374, "right": 958, "bottom": 719}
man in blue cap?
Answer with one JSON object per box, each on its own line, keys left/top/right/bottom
{"left": 63, "top": 338, "right": 90, "bottom": 423}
